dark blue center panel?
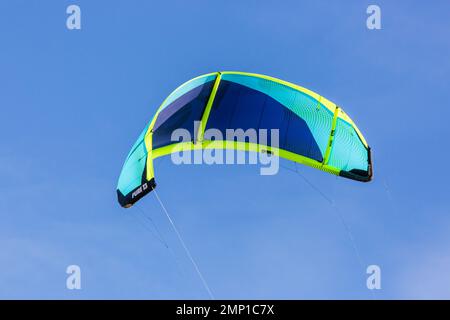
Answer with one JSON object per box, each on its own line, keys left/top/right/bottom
{"left": 205, "top": 80, "right": 323, "bottom": 162}
{"left": 152, "top": 80, "right": 215, "bottom": 149}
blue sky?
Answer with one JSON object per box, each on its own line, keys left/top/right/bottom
{"left": 1, "top": 0, "right": 450, "bottom": 299}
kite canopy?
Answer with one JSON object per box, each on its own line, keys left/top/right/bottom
{"left": 117, "top": 72, "right": 372, "bottom": 208}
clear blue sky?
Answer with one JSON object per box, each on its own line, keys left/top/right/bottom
{"left": 1, "top": 0, "right": 449, "bottom": 299}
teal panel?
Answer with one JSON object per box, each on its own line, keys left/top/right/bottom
{"left": 125, "top": 123, "right": 149, "bottom": 161}
{"left": 117, "top": 125, "right": 148, "bottom": 195}
{"left": 328, "top": 118, "right": 368, "bottom": 171}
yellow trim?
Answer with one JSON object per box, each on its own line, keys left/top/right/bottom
{"left": 196, "top": 73, "right": 222, "bottom": 143}
{"left": 151, "top": 140, "right": 341, "bottom": 176}
{"left": 144, "top": 132, "right": 154, "bottom": 180}
{"left": 323, "top": 107, "right": 340, "bottom": 165}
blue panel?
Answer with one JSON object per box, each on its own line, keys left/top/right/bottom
{"left": 258, "top": 96, "right": 290, "bottom": 148}
{"left": 205, "top": 80, "right": 323, "bottom": 162}
{"left": 152, "top": 80, "right": 215, "bottom": 149}
{"left": 284, "top": 111, "right": 323, "bottom": 162}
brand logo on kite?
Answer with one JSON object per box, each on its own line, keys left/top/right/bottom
{"left": 132, "top": 183, "right": 148, "bottom": 199}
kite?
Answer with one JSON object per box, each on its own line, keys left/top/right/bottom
{"left": 117, "top": 72, "right": 372, "bottom": 208}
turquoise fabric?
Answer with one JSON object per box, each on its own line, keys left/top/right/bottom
{"left": 117, "top": 125, "right": 148, "bottom": 195}
{"left": 328, "top": 118, "right": 368, "bottom": 171}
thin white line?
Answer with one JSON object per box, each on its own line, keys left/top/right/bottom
{"left": 135, "top": 204, "right": 168, "bottom": 248}
{"left": 282, "top": 163, "right": 375, "bottom": 299}
{"left": 153, "top": 189, "right": 215, "bottom": 300}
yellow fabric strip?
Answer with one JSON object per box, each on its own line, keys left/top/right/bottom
{"left": 196, "top": 73, "right": 222, "bottom": 143}
{"left": 151, "top": 140, "right": 341, "bottom": 176}
{"left": 323, "top": 106, "right": 340, "bottom": 165}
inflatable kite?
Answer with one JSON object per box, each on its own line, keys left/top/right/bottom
{"left": 117, "top": 72, "right": 372, "bottom": 208}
